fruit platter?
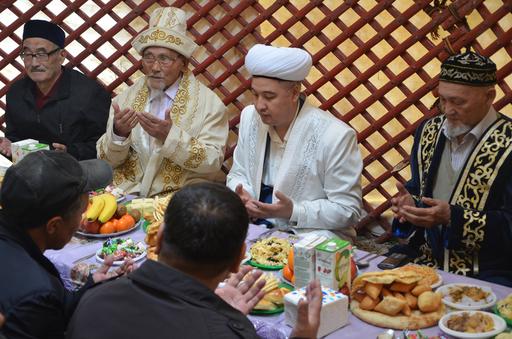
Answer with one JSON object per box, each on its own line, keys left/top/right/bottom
{"left": 77, "top": 193, "right": 143, "bottom": 238}
{"left": 96, "top": 237, "right": 146, "bottom": 265}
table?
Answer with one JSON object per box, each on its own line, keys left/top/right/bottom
{"left": 46, "top": 226, "right": 512, "bottom": 338}
{"left": 250, "top": 248, "right": 512, "bottom": 338}
{"left": 44, "top": 223, "right": 274, "bottom": 290}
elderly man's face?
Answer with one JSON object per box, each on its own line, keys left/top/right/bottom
{"left": 251, "top": 77, "right": 300, "bottom": 133}
{"left": 142, "top": 47, "right": 186, "bottom": 90}
{"left": 21, "top": 37, "right": 65, "bottom": 89}
{"left": 438, "top": 81, "right": 496, "bottom": 133}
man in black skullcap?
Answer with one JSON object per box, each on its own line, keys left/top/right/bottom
{"left": 0, "top": 151, "right": 134, "bottom": 338}
{"left": 0, "top": 19, "right": 110, "bottom": 160}
{"left": 390, "top": 51, "right": 512, "bottom": 286}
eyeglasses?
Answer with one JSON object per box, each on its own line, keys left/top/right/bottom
{"left": 20, "top": 48, "right": 61, "bottom": 62}
{"left": 142, "top": 54, "right": 179, "bottom": 66}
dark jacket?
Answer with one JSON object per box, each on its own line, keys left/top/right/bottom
{"left": 0, "top": 214, "right": 92, "bottom": 339}
{"left": 5, "top": 67, "right": 110, "bottom": 160}
{"left": 391, "top": 113, "right": 512, "bottom": 286}
{"left": 66, "top": 259, "right": 260, "bottom": 339}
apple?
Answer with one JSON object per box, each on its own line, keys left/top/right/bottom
{"left": 83, "top": 220, "right": 101, "bottom": 234}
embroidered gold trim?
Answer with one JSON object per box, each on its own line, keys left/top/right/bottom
{"left": 184, "top": 137, "right": 206, "bottom": 169}
{"left": 162, "top": 158, "right": 183, "bottom": 191}
{"left": 449, "top": 250, "right": 471, "bottom": 276}
{"left": 138, "top": 29, "right": 183, "bottom": 46}
{"left": 132, "top": 84, "right": 149, "bottom": 112}
{"left": 170, "top": 70, "right": 190, "bottom": 126}
{"left": 113, "top": 149, "right": 139, "bottom": 184}
{"left": 418, "top": 116, "right": 444, "bottom": 196}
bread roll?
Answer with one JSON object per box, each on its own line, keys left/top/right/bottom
{"left": 360, "top": 295, "right": 379, "bottom": 310}
{"left": 374, "top": 296, "right": 407, "bottom": 316}
{"left": 405, "top": 292, "right": 418, "bottom": 309}
{"left": 381, "top": 287, "right": 393, "bottom": 297}
{"left": 411, "top": 284, "right": 432, "bottom": 297}
{"left": 417, "top": 291, "right": 441, "bottom": 313}
{"left": 365, "top": 282, "right": 383, "bottom": 300}
{"left": 389, "top": 282, "right": 414, "bottom": 293}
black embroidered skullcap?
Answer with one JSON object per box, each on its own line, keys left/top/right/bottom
{"left": 440, "top": 51, "right": 496, "bottom": 86}
{"left": 23, "top": 20, "right": 65, "bottom": 48}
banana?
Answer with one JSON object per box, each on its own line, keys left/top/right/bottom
{"left": 98, "top": 193, "right": 118, "bottom": 223}
{"left": 86, "top": 195, "right": 105, "bottom": 221}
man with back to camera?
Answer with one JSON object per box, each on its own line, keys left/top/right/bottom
{"left": 97, "top": 7, "right": 228, "bottom": 197}
{"left": 391, "top": 51, "right": 512, "bottom": 286}
{"left": 227, "top": 44, "right": 363, "bottom": 242}
{"left": 1, "top": 20, "right": 111, "bottom": 160}
{"left": 0, "top": 150, "right": 134, "bottom": 338}
{"left": 66, "top": 182, "right": 322, "bottom": 338}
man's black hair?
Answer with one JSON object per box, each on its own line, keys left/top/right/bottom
{"left": 163, "top": 182, "right": 249, "bottom": 270}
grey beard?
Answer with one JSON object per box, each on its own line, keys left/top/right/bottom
{"left": 444, "top": 119, "right": 472, "bottom": 139}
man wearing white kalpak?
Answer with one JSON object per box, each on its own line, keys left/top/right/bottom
{"left": 97, "top": 7, "right": 228, "bottom": 197}
{"left": 227, "top": 44, "right": 362, "bottom": 240}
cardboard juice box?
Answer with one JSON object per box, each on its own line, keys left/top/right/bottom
{"left": 293, "top": 234, "right": 328, "bottom": 288}
{"left": 11, "top": 139, "right": 39, "bottom": 163}
{"left": 315, "top": 238, "right": 352, "bottom": 293}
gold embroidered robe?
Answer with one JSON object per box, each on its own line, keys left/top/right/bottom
{"left": 97, "top": 71, "right": 228, "bottom": 197}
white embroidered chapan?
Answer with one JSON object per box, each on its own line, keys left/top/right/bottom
{"left": 97, "top": 71, "right": 228, "bottom": 197}
{"left": 245, "top": 44, "right": 312, "bottom": 81}
{"left": 227, "top": 101, "right": 363, "bottom": 239}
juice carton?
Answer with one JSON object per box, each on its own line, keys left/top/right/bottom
{"left": 293, "top": 234, "right": 328, "bottom": 288}
{"left": 315, "top": 238, "right": 352, "bottom": 293}
{"left": 11, "top": 139, "right": 38, "bottom": 163}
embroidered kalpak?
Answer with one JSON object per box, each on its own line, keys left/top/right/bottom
{"left": 439, "top": 51, "right": 496, "bottom": 86}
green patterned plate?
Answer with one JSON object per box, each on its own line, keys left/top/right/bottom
{"left": 247, "top": 259, "right": 283, "bottom": 270}
{"left": 493, "top": 305, "right": 512, "bottom": 327}
{"left": 250, "top": 283, "right": 294, "bottom": 315}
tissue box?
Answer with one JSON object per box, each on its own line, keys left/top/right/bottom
{"left": 11, "top": 139, "right": 49, "bottom": 163}
{"left": 284, "top": 286, "right": 348, "bottom": 338}
{"left": 0, "top": 153, "right": 12, "bottom": 176}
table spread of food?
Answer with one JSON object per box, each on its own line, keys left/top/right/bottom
{"left": 43, "top": 186, "right": 512, "bottom": 339}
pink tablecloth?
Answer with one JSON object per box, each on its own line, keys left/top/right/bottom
{"left": 46, "top": 226, "right": 512, "bottom": 338}
{"left": 249, "top": 248, "right": 512, "bottom": 339}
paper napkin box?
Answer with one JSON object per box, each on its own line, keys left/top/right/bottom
{"left": 284, "top": 286, "right": 348, "bottom": 338}
{"left": 11, "top": 139, "right": 39, "bottom": 164}
{"left": 20, "top": 143, "right": 50, "bottom": 161}
{"left": 0, "top": 153, "right": 12, "bottom": 176}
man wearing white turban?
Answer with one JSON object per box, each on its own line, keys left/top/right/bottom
{"left": 227, "top": 44, "right": 363, "bottom": 240}
{"left": 97, "top": 7, "right": 228, "bottom": 197}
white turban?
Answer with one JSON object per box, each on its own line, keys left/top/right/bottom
{"left": 245, "top": 44, "right": 312, "bottom": 81}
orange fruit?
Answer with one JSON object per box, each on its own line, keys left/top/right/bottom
{"left": 288, "top": 247, "right": 294, "bottom": 272}
{"left": 283, "top": 264, "right": 294, "bottom": 282}
{"left": 117, "top": 214, "right": 135, "bottom": 231}
{"left": 99, "top": 221, "right": 115, "bottom": 234}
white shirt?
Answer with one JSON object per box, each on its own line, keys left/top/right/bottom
{"left": 261, "top": 104, "right": 300, "bottom": 186}
{"left": 441, "top": 107, "right": 498, "bottom": 172}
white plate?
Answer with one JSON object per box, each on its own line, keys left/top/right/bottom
{"left": 439, "top": 310, "right": 506, "bottom": 338}
{"left": 436, "top": 283, "right": 497, "bottom": 310}
{"left": 96, "top": 245, "right": 146, "bottom": 266}
{"left": 431, "top": 273, "right": 443, "bottom": 289}
{"left": 76, "top": 219, "right": 142, "bottom": 238}
{"left": 242, "top": 251, "right": 251, "bottom": 264}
